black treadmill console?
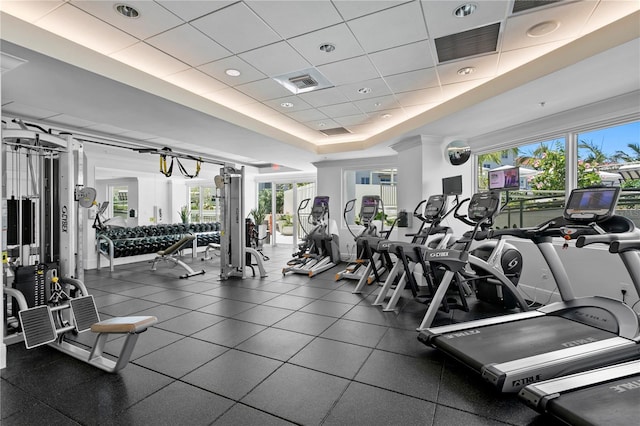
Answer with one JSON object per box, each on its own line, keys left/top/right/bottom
{"left": 564, "top": 187, "right": 620, "bottom": 222}
{"left": 468, "top": 191, "right": 501, "bottom": 222}
{"left": 311, "top": 196, "right": 330, "bottom": 221}
{"left": 360, "top": 195, "right": 380, "bottom": 225}
{"left": 424, "top": 194, "right": 447, "bottom": 220}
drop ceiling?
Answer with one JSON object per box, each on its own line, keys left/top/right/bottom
{"left": 1, "top": 0, "right": 639, "bottom": 172}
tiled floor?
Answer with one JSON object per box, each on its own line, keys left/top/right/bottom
{"left": 2, "top": 246, "right": 556, "bottom": 425}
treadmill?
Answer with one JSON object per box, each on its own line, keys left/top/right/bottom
{"left": 519, "top": 237, "right": 640, "bottom": 425}
{"left": 418, "top": 186, "right": 640, "bottom": 393}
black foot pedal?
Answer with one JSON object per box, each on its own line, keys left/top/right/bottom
{"left": 19, "top": 305, "right": 57, "bottom": 349}
{"left": 70, "top": 296, "right": 100, "bottom": 333}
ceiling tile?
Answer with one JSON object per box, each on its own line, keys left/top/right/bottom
{"left": 333, "top": 114, "right": 371, "bottom": 127}
{"left": 1, "top": 102, "right": 58, "bottom": 120}
{"left": 440, "top": 78, "right": 491, "bottom": 100}
{"left": 156, "top": 0, "right": 235, "bottom": 22}
{"left": 285, "top": 108, "right": 329, "bottom": 123}
{"left": 146, "top": 24, "right": 231, "bottom": 67}
{"left": 421, "top": 0, "right": 509, "bottom": 39}
{"left": 109, "top": 42, "right": 190, "bottom": 77}
{"left": 198, "top": 56, "right": 266, "bottom": 86}
{"left": 317, "top": 55, "right": 379, "bottom": 86}
{"left": 190, "top": 2, "right": 281, "bottom": 53}
{"left": 497, "top": 40, "right": 567, "bottom": 75}
{"left": 304, "top": 119, "right": 340, "bottom": 131}
{"left": 297, "top": 87, "right": 350, "bottom": 107}
{"left": 436, "top": 53, "right": 498, "bottom": 85}
{"left": 338, "top": 78, "right": 391, "bottom": 102}
{"left": 318, "top": 102, "right": 362, "bottom": 117}
{"left": 394, "top": 86, "right": 442, "bottom": 107}
{"left": 203, "top": 87, "right": 257, "bottom": 108}
{"left": 353, "top": 95, "right": 400, "bottom": 113}
{"left": 502, "top": 1, "right": 599, "bottom": 52}
{"left": 163, "top": 69, "right": 227, "bottom": 95}
{"left": 347, "top": 1, "right": 428, "bottom": 53}
{"left": 234, "top": 102, "right": 282, "bottom": 118}
{"left": 35, "top": 3, "right": 138, "bottom": 55}
{"left": 235, "top": 78, "right": 293, "bottom": 101}
{"left": 581, "top": 1, "right": 640, "bottom": 35}
{"left": 245, "top": 0, "right": 343, "bottom": 39}
{"left": 288, "top": 23, "right": 365, "bottom": 66}
{"left": 70, "top": 0, "right": 184, "bottom": 39}
{"left": 332, "top": 0, "right": 410, "bottom": 21}
{"left": 1, "top": 0, "right": 65, "bottom": 23}
{"left": 384, "top": 67, "right": 439, "bottom": 93}
{"left": 239, "top": 42, "right": 311, "bottom": 77}
{"left": 263, "top": 95, "right": 313, "bottom": 113}
{"left": 369, "top": 40, "right": 435, "bottom": 76}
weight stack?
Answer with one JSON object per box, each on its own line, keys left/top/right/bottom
{"left": 12, "top": 264, "right": 56, "bottom": 313}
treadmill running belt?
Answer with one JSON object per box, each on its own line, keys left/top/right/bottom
{"left": 547, "top": 374, "right": 640, "bottom": 426}
{"left": 432, "top": 316, "right": 616, "bottom": 371}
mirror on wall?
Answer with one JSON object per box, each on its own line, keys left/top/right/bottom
{"left": 446, "top": 140, "right": 471, "bottom": 165}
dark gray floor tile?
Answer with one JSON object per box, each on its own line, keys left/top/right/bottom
{"left": 98, "top": 298, "right": 158, "bottom": 316}
{"left": 324, "top": 381, "right": 437, "bottom": 425}
{"left": 155, "top": 310, "right": 225, "bottom": 335}
{"left": 285, "top": 285, "right": 333, "bottom": 298}
{"left": 104, "top": 327, "right": 183, "bottom": 360}
{"left": 191, "top": 318, "right": 265, "bottom": 347}
{"left": 272, "top": 311, "right": 337, "bottom": 336}
{"left": 1, "top": 344, "right": 65, "bottom": 380}
{"left": 242, "top": 364, "right": 349, "bottom": 425}
{"left": 433, "top": 405, "right": 513, "bottom": 425}
{"left": 300, "top": 299, "right": 354, "bottom": 318}
{"left": 377, "top": 327, "right": 444, "bottom": 358}
{"left": 166, "top": 293, "right": 221, "bottom": 309}
{"left": 118, "top": 285, "right": 166, "bottom": 298}
{"left": 436, "top": 361, "right": 540, "bottom": 425}
{"left": 182, "top": 349, "right": 282, "bottom": 400}
{"left": 40, "top": 364, "right": 174, "bottom": 425}
{"left": 134, "top": 337, "right": 227, "bottom": 378}
{"left": 204, "top": 286, "right": 278, "bottom": 304}
{"left": 289, "top": 337, "right": 372, "bottom": 379}
{"left": 232, "top": 305, "right": 294, "bottom": 326}
{"left": 131, "top": 303, "right": 190, "bottom": 322}
{"left": 320, "top": 289, "right": 370, "bottom": 304}
{"left": 140, "top": 289, "right": 194, "bottom": 303}
{"left": 258, "top": 282, "right": 300, "bottom": 293}
{"left": 213, "top": 403, "right": 296, "bottom": 425}
{"left": 2, "top": 399, "right": 80, "bottom": 426}
{"left": 355, "top": 349, "right": 443, "bottom": 401}
{"left": 236, "top": 327, "right": 314, "bottom": 361}
{"left": 179, "top": 281, "right": 221, "bottom": 293}
{"left": 320, "top": 318, "right": 388, "bottom": 347}
{"left": 1, "top": 379, "right": 39, "bottom": 419}
{"left": 113, "top": 381, "right": 234, "bottom": 426}
{"left": 197, "top": 299, "right": 257, "bottom": 317}
{"left": 93, "top": 293, "right": 132, "bottom": 309}
{"left": 262, "top": 293, "right": 315, "bottom": 310}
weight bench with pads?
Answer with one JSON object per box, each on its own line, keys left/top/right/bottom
{"left": 17, "top": 295, "right": 157, "bottom": 373}
{"left": 151, "top": 234, "right": 205, "bottom": 279}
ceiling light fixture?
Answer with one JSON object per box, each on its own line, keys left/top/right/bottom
{"left": 527, "top": 21, "right": 560, "bottom": 37}
{"left": 225, "top": 69, "right": 241, "bottom": 77}
{"left": 457, "top": 66, "right": 476, "bottom": 75}
{"left": 453, "top": 3, "right": 477, "bottom": 18}
{"left": 115, "top": 4, "right": 140, "bottom": 18}
{"left": 381, "top": 113, "right": 392, "bottom": 119}
{"left": 319, "top": 43, "right": 336, "bottom": 53}
{"left": 281, "top": 102, "right": 294, "bottom": 108}
{"left": 318, "top": 122, "right": 326, "bottom": 127}
{"left": 358, "top": 87, "right": 372, "bottom": 94}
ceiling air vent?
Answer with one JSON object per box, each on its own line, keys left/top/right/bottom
{"left": 435, "top": 22, "right": 500, "bottom": 63}
{"left": 273, "top": 67, "right": 333, "bottom": 94}
{"left": 320, "top": 127, "right": 351, "bottom": 136}
{"left": 512, "top": 0, "right": 561, "bottom": 14}
{"left": 289, "top": 74, "right": 318, "bottom": 90}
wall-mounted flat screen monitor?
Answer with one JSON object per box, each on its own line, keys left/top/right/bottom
{"left": 564, "top": 187, "right": 620, "bottom": 221}
{"left": 442, "top": 175, "right": 462, "bottom": 195}
{"left": 488, "top": 167, "right": 520, "bottom": 190}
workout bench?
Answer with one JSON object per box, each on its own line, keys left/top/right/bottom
{"left": 17, "top": 294, "right": 157, "bottom": 373}
{"left": 151, "top": 234, "right": 205, "bottom": 279}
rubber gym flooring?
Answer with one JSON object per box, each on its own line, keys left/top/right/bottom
{"left": 2, "top": 246, "right": 558, "bottom": 425}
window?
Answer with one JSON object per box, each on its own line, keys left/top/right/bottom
{"left": 188, "top": 186, "right": 218, "bottom": 223}
{"left": 344, "top": 168, "right": 397, "bottom": 226}
{"left": 112, "top": 186, "right": 128, "bottom": 219}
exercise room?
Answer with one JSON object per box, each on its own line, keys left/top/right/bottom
{"left": 2, "top": 1, "right": 640, "bottom": 425}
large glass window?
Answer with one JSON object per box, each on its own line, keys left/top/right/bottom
{"left": 188, "top": 186, "right": 218, "bottom": 224}
{"left": 111, "top": 186, "right": 128, "bottom": 219}
{"left": 344, "top": 168, "right": 397, "bottom": 226}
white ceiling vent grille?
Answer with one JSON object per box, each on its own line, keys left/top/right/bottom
{"left": 320, "top": 127, "right": 351, "bottom": 136}
{"left": 273, "top": 68, "right": 333, "bottom": 94}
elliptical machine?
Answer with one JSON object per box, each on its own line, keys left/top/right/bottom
{"left": 335, "top": 195, "right": 394, "bottom": 284}
{"left": 282, "top": 196, "right": 340, "bottom": 277}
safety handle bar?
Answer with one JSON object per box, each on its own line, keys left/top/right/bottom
{"left": 298, "top": 198, "right": 310, "bottom": 211}
{"left": 610, "top": 238, "right": 640, "bottom": 253}
{"left": 577, "top": 230, "right": 640, "bottom": 248}
{"left": 453, "top": 197, "right": 474, "bottom": 226}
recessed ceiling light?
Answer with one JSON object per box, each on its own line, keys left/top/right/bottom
{"left": 358, "top": 87, "right": 372, "bottom": 94}
{"left": 374, "top": 102, "right": 382, "bottom": 107}
{"left": 453, "top": 3, "right": 477, "bottom": 18}
{"left": 319, "top": 43, "right": 336, "bottom": 53}
{"left": 457, "top": 66, "right": 475, "bottom": 75}
{"left": 318, "top": 122, "right": 326, "bottom": 127}
{"left": 527, "top": 21, "right": 560, "bottom": 37}
{"left": 281, "top": 102, "right": 294, "bottom": 108}
{"left": 115, "top": 3, "right": 140, "bottom": 18}
{"left": 381, "top": 113, "right": 392, "bottom": 119}
{"left": 225, "top": 69, "right": 241, "bottom": 77}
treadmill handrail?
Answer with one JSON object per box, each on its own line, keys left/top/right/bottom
{"left": 576, "top": 230, "right": 640, "bottom": 248}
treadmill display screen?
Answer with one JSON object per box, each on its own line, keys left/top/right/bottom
{"left": 564, "top": 187, "right": 620, "bottom": 221}
{"left": 361, "top": 196, "right": 379, "bottom": 217}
